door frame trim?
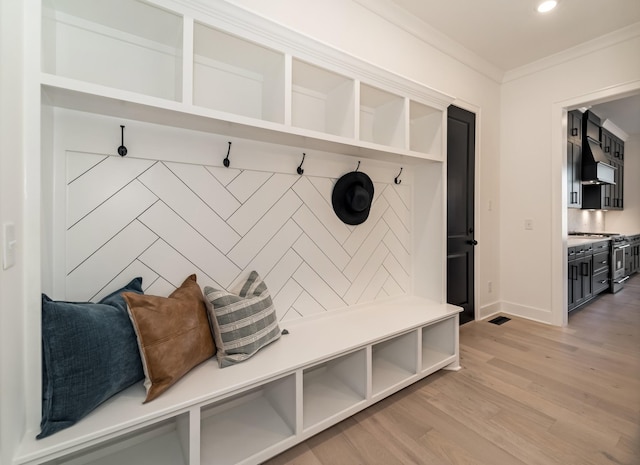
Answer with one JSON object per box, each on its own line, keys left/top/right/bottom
{"left": 553, "top": 80, "right": 640, "bottom": 326}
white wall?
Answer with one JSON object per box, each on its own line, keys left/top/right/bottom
{"left": 224, "top": 0, "right": 503, "bottom": 318}
{"left": 48, "top": 109, "right": 416, "bottom": 322}
{"left": 606, "top": 134, "right": 640, "bottom": 234}
{"left": 500, "top": 33, "right": 640, "bottom": 325}
{"left": 0, "top": 0, "right": 26, "bottom": 463}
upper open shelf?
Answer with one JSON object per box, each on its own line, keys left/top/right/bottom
{"left": 42, "top": 0, "right": 183, "bottom": 101}
{"left": 193, "top": 22, "right": 285, "bottom": 124}
{"left": 40, "top": 0, "right": 451, "bottom": 163}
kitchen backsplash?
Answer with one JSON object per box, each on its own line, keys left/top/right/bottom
{"left": 63, "top": 152, "right": 412, "bottom": 323}
{"left": 567, "top": 208, "right": 606, "bottom": 233}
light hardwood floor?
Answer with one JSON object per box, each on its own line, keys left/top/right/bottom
{"left": 264, "top": 274, "right": 640, "bottom": 465}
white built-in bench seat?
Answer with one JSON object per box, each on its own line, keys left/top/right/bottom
{"left": 16, "top": 296, "right": 460, "bottom": 465}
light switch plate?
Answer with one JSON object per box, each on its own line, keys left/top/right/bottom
{"left": 2, "top": 222, "right": 16, "bottom": 270}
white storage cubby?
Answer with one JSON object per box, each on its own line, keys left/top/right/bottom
{"left": 421, "top": 317, "right": 457, "bottom": 372}
{"left": 359, "top": 83, "right": 406, "bottom": 149}
{"left": 291, "top": 59, "right": 356, "bottom": 138}
{"left": 302, "top": 349, "right": 367, "bottom": 430}
{"left": 41, "top": 0, "right": 183, "bottom": 101}
{"left": 41, "top": 413, "right": 191, "bottom": 465}
{"left": 200, "top": 375, "right": 296, "bottom": 465}
{"left": 193, "top": 22, "right": 285, "bottom": 123}
{"left": 410, "top": 101, "right": 443, "bottom": 156}
{"left": 371, "top": 330, "right": 418, "bottom": 398}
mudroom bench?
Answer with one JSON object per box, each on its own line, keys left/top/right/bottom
{"left": 16, "top": 297, "right": 460, "bottom": 465}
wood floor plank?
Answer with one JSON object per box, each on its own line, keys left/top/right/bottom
{"left": 264, "top": 274, "right": 640, "bottom": 465}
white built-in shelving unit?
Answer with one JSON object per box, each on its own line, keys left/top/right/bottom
{"left": 14, "top": 0, "right": 460, "bottom": 464}
{"left": 39, "top": 0, "right": 451, "bottom": 162}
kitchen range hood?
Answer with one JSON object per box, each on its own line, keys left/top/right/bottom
{"left": 581, "top": 111, "right": 615, "bottom": 185}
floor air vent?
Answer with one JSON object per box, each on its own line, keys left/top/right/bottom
{"left": 488, "top": 316, "right": 511, "bottom": 325}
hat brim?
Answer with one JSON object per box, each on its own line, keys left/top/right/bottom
{"left": 332, "top": 171, "right": 374, "bottom": 225}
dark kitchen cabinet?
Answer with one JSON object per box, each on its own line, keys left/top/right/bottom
{"left": 567, "top": 140, "right": 582, "bottom": 208}
{"left": 611, "top": 158, "right": 623, "bottom": 209}
{"left": 625, "top": 235, "right": 640, "bottom": 276}
{"left": 567, "top": 110, "right": 582, "bottom": 208}
{"left": 592, "top": 249, "right": 610, "bottom": 295}
{"left": 600, "top": 128, "right": 624, "bottom": 210}
{"left": 568, "top": 110, "right": 582, "bottom": 143}
{"left": 568, "top": 244, "right": 594, "bottom": 312}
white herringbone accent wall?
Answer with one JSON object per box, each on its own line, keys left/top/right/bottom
{"left": 65, "top": 153, "right": 411, "bottom": 322}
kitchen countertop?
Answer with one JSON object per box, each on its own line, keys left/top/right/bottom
{"left": 567, "top": 236, "right": 612, "bottom": 247}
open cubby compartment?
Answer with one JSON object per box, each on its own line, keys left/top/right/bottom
{"left": 359, "top": 83, "right": 407, "bottom": 149}
{"left": 200, "top": 374, "right": 296, "bottom": 465}
{"left": 41, "top": 0, "right": 183, "bottom": 101}
{"left": 291, "top": 59, "right": 356, "bottom": 138}
{"left": 193, "top": 22, "right": 285, "bottom": 123}
{"left": 42, "top": 413, "right": 191, "bottom": 465}
{"left": 302, "top": 349, "right": 367, "bottom": 430}
{"left": 371, "top": 330, "right": 418, "bottom": 397}
{"left": 421, "top": 317, "right": 456, "bottom": 372}
{"left": 409, "top": 100, "right": 443, "bottom": 155}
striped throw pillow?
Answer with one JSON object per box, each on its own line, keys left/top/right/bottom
{"left": 204, "top": 271, "right": 281, "bottom": 368}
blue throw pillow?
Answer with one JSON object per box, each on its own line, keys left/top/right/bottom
{"left": 38, "top": 278, "right": 145, "bottom": 439}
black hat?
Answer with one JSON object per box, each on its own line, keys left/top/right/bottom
{"left": 332, "top": 171, "right": 374, "bottom": 225}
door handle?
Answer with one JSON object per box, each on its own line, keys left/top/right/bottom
{"left": 581, "top": 262, "right": 589, "bottom": 276}
{"left": 467, "top": 240, "right": 478, "bottom": 245}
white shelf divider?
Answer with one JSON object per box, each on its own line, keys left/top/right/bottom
{"left": 182, "top": 16, "right": 195, "bottom": 106}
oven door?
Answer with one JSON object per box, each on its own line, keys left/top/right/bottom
{"left": 611, "top": 243, "right": 630, "bottom": 292}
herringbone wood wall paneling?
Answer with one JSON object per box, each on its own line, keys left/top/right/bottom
{"left": 64, "top": 151, "right": 412, "bottom": 323}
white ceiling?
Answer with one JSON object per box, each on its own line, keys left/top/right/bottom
{"left": 387, "top": 0, "right": 640, "bottom": 72}
{"left": 376, "top": 0, "right": 640, "bottom": 136}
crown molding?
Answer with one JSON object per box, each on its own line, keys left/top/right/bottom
{"left": 351, "top": 0, "right": 505, "bottom": 84}
{"left": 503, "top": 22, "right": 640, "bottom": 83}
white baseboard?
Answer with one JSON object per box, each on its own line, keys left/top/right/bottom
{"left": 477, "top": 301, "right": 501, "bottom": 321}
{"left": 477, "top": 300, "right": 555, "bottom": 326}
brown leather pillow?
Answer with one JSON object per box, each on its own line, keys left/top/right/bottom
{"left": 123, "top": 274, "right": 215, "bottom": 402}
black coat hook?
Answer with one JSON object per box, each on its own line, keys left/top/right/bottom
{"left": 223, "top": 141, "right": 232, "bottom": 168}
{"left": 117, "top": 125, "right": 127, "bottom": 157}
{"left": 394, "top": 167, "right": 403, "bottom": 184}
{"left": 297, "top": 153, "right": 306, "bottom": 175}
{"left": 355, "top": 160, "right": 361, "bottom": 172}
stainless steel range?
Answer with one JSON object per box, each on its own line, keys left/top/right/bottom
{"left": 611, "top": 235, "right": 630, "bottom": 293}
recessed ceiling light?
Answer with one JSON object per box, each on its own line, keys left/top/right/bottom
{"left": 536, "top": 0, "right": 558, "bottom": 13}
